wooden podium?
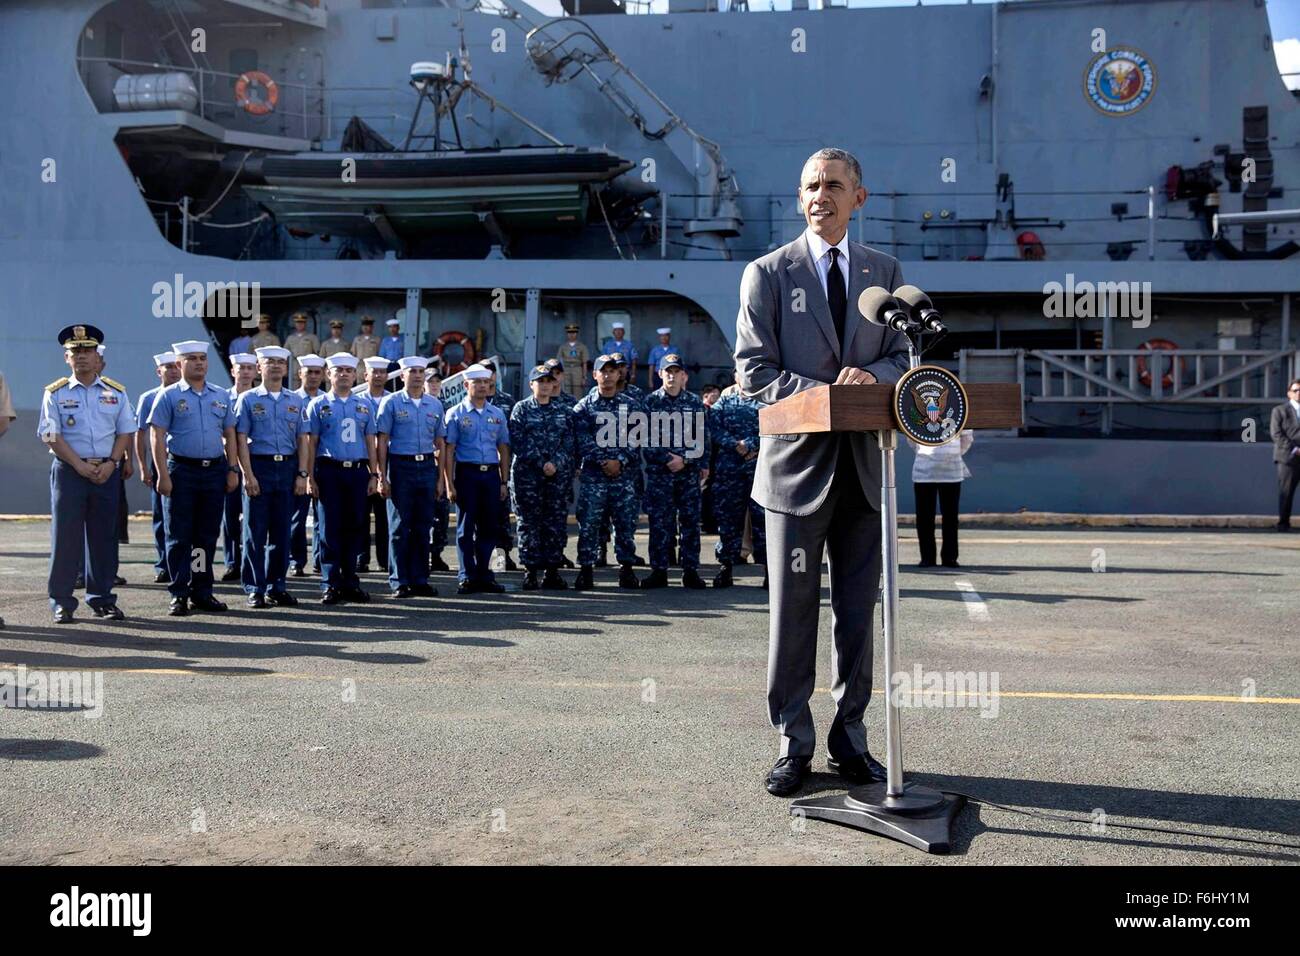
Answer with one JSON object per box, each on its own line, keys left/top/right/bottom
{"left": 758, "top": 376, "right": 1023, "bottom": 854}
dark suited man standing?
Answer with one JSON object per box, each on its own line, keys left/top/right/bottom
{"left": 1270, "top": 378, "right": 1300, "bottom": 531}
{"left": 735, "top": 148, "right": 911, "bottom": 797}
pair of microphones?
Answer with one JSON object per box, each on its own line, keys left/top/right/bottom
{"left": 858, "top": 285, "right": 946, "bottom": 334}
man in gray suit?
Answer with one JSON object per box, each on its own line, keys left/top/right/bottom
{"left": 735, "top": 148, "right": 911, "bottom": 797}
{"left": 1270, "top": 378, "right": 1300, "bottom": 531}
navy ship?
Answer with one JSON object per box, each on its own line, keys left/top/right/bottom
{"left": 1, "top": 0, "right": 1297, "bottom": 515}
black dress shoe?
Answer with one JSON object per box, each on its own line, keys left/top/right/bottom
{"left": 53, "top": 606, "right": 75, "bottom": 624}
{"left": 391, "top": 585, "right": 414, "bottom": 599}
{"left": 828, "top": 751, "right": 888, "bottom": 785}
{"left": 456, "top": 581, "right": 476, "bottom": 595}
{"left": 573, "top": 566, "right": 594, "bottom": 590}
{"left": 321, "top": 588, "right": 343, "bottom": 606}
{"left": 541, "top": 568, "right": 568, "bottom": 590}
{"left": 503, "top": 554, "right": 518, "bottom": 571}
{"left": 412, "top": 583, "right": 439, "bottom": 597}
{"left": 1276, "top": 523, "right": 1291, "bottom": 533}
{"left": 113, "top": 575, "right": 127, "bottom": 586}
{"left": 343, "top": 586, "right": 370, "bottom": 603}
{"left": 429, "top": 555, "right": 452, "bottom": 573}
{"left": 477, "top": 581, "right": 505, "bottom": 594}
{"left": 560, "top": 556, "right": 575, "bottom": 569}
{"left": 190, "top": 595, "right": 228, "bottom": 613}
{"left": 92, "top": 604, "right": 125, "bottom": 620}
{"left": 618, "top": 564, "right": 640, "bottom": 589}
{"left": 168, "top": 597, "right": 189, "bottom": 617}
{"left": 682, "top": 568, "right": 706, "bottom": 590}
{"left": 267, "top": 591, "right": 298, "bottom": 608}
{"left": 522, "top": 570, "right": 540, "bottom": 591}
{"left": 153, "top": 570, "right": 170, "bottom": 584}
{"left": 640, "top": 568, "right": 669, "bottom": 589}
{"left": 941, "top": 559, "right": 961, "bottom": 569}
{"left": 355, "top": 563, "right": 370, "bottom": 574}
{"left": 220, "top": 567, "right": 240, "bottom": 582}
{"left": 765, "top": 755, "right": 811, "bottom": 797}
{"left": 917, "top": 560, "right": 936, "bottom": 569}
{"left": 713, "top": 564, "right": 733, "bottom": 588}
{"left": 74, "top": 575, "right": 85, "bottom": 590}
{"left": 632, "top": 554, "right": 647, "bottom": 566}
{"left": 291, "top": 565, "right": 306, "bottom": 578}
{"left": 246, "top": 593, "right": 268, "bottom": 609}
{"left": 312, "top": 563, "right": 321, "bottom": 574}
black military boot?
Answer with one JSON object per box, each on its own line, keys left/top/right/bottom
{"left": 560, "top": 556, "right": 575, "bottom": 569}
{"left": 713, "top": 563, "right": 734, "bottom": 588}
{"left": 574, "top": 565, "right": 595, "bottom": 590}
{"left": 682, "top": 568, "right": 706, "bottom": 589}
{"left": 522, "top": 569, "right": 540, "bottom": 591}
{"left": 429, "top": 553, "right": 452, "bottom": 573}
{"left": 596, "top": 545, "right": 610, "bottom": 568}
{"left": 640, "top": 568, "right": 669, "bottom": 589}
{"left": 618, "top": 563, "right": 640, "bottom": 589}
{"left": 541, "top": 568, "right": 568, "bottom": 590}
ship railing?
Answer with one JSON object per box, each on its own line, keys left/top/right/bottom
{"left": 961, "top": 347, "right": 1300, "bottom": 407}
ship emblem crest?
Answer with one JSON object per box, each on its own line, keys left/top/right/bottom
{"left": 893, "top": 365, "right": 968, "bottom": 446}
{"left": 1085, "top": 47, "right": 1155, "bottom": 115}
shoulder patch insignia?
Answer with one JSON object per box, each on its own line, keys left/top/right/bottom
{"left": 46, "top": 376, "right": 70, "bottom": 392}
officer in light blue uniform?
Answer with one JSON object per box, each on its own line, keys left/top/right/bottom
{"left": 233, "top": 346, "right": 303, "bottom": 609}
{"left": 289, "top": 353, "right": 326, "bottom": 575}
{"left": 135, "top": 351, "right": 181, "bottom": 583}
{"left": 302, "top": 352, "right": 379, "bottom": 605}
{"left": 38, "top": 325, "right": 137, "bottom": 623}
{"left": 376, "top": 355, "right": 445, "bottom": 598}
{"left": 444, "top": 363, "right": 512, "bottom": 595}
{"left": 222, "top": 352, "right": 258, "bottom": 582}
{"left": 148, "top": 339, "right": 239, "bottom": 616}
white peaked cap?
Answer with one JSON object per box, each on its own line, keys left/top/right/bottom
{"left": 326, "top": 353, "right": 359, "bottom": 369}
{"left": 255, "top": 346, "right": 291, "bottom": 361}
{"left": 397, "top": 356, "right": 429, "bottom": 369}
{"left": 171, "top": 340, "right": 209, "bottom": 356}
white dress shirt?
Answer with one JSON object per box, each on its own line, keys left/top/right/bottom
{"left": 910, "top": 432, "right": 974, "bottom": 483}
{"left": 804, "top": 227, "right": 851, "bottom": 302}
{"left": 1290, "top": 398, "right": 1300, "bottom": 417}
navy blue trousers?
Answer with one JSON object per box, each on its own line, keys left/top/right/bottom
{"left": 163, "top": 458, "right": 227, "bottom": 599}
{"left": 290, "top": 493, "right": 321, "bottom": 570}
{"left": 316, "top": 460, "right": 369, "bottom": 591}
{"left": 455, "top": 462, "right": 500, "bottom": 585}
{"left": 48, "top": 460, "right": 121, "bottom": 613}
{"left": 241, "top": 457, "right": 294, "bottom": 596}
{"left": 150, "top": 465, "right": 166, "bottom": 573}
{"left": 222, "top": 479, "right": 242, "bottom": 569}
{"left": 386, "top": 456, "right": 437, "bottom": 589}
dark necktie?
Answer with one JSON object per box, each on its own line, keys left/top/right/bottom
{"left": 827, "top": 247, "right": 847, "bottom": 347}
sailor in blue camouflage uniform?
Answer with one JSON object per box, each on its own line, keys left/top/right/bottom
{"left": 301, "top": 353, "right": 378, "bottom": 605}
{"left": 481, "top": 358, "right": 518, "bottom": 571}
{"left": 709, "top": 375, "right": 766, "bottom": 588}
{"left": 232, "top": 346, "right": 302, "bottom": 609}
{"left": 289, "top": 353, "right": 326, "bottom": 575}
{"left": 135, "top": 350, "right": 181, "bottom": 584}
{"left": 221, "top": 352, "right": 258, "bottom": 582}
{"left": 148, "top": 339, "right": 240, "bottom": 616}
{"left": 376, "top": 355, "right": 445, "bottom": 599}
{"left": 544, "top": 357, "right": 579, "bottom": 569}
{"left": 640, "top": 353, "right": 709, "bottom": 589}
{"left": 39, "top": 325, "right": 137, "bottom": 623}
{"left": 509, "top": 364, "right": 574, "bottom": 590}
{"left": 424, "top": 365, "right": 452, "bottom": 573}
{"left": 572, "top": 354, "right": 641, "bottom": 590}
{"left": 443, "top": 363, "right": 511, "bottom": 594}
{"left": 594, "top": 351, "right": 646, "bottom": 566}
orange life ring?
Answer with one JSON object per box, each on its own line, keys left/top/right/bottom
{"left": 433, "top": 330, "right": 476, "bottom": 375}
{"left": 1136, "top": 338, "right": 1185, "bottom": 389}
{"left": 235, "top": 71, "right": 278, "bottom": 116}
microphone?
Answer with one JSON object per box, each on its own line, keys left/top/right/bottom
{"left": 892, "top": 285, "right": 947, "bottom": 333}
{"left": 857, "top": 287, "right": 914, "bottom": 332}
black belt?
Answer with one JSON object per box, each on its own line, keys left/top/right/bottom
{"left": 457, "top": 462, "right": 496, "bottom": 472}
{"left": 251, "top": 454, "right": 292, "bottom": 462}
{"left": 169, "top": 455, "right": 223, "bottom": 467}
{"left": 390, "top": 454, "right": 434, "bottom": 462}
{"left": 319, "top": 459, "right": 370, "bottom": 469}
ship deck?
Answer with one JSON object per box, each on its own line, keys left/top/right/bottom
{"left": 0, "top": 522, "right": 1296, "bottom": 865}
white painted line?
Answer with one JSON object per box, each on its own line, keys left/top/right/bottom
{"left": 953, "top": 579, "right": 990, "bottom": 622}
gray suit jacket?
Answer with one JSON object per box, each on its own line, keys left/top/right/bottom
{"left": 1270, "top": 402, "right": 1300, "bottom": 464}
{"left": 735, "top": 234, "right": 911, "bottom": 515}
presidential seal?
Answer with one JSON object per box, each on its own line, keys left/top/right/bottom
{"left": 1084, "top": 47, "right": 1155, "bottom": 115}
{"left": 893, "top": 365, "right": 969, "bottom": 446}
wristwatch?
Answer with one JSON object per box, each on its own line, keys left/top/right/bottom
{"left": 227, "top": 464, "right": 239, "bottom": 474}
{"left": 297, "top": 469, "right": 309, "bottom": 478}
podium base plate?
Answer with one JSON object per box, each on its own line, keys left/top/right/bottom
{"left": 790, "top": 783, "right": 965, "bottom": 855}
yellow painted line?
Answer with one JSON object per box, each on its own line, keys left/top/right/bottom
{"left": 2, "top": 663, "right": 1297, "bottom": 704}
